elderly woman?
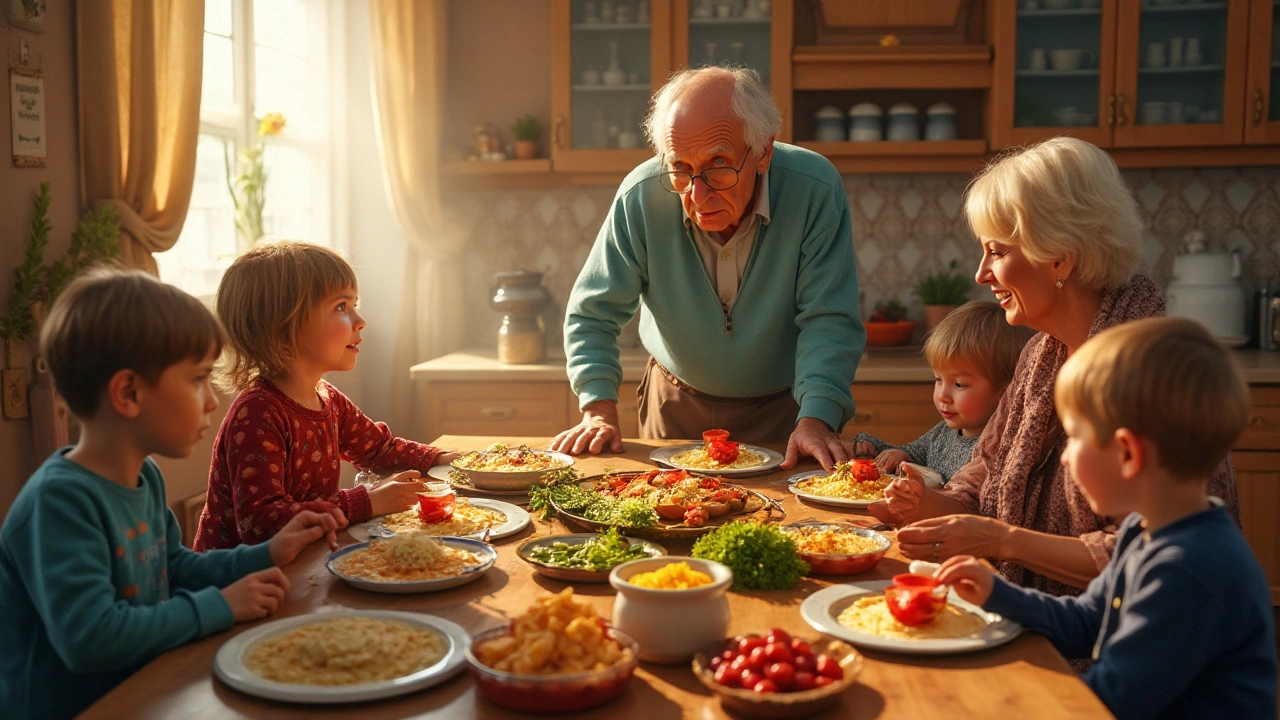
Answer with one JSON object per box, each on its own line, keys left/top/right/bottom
{"left": 870, "top": 137, "right": 1239, "bottom": 598}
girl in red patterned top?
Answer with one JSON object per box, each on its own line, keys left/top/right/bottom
{"left": 194, "top": 241, "right": 456, "bottom": 551}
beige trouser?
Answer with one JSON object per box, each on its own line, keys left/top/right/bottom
{"left": 636, "top": 357, "right": 800, "bottom": 443}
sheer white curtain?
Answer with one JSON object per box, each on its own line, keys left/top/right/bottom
{"left": 367, "top": 0, "right": 467, "bottom": 440}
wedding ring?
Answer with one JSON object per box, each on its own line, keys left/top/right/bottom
{"left": 932, "top": 541, "right": 941, "bottom": 561}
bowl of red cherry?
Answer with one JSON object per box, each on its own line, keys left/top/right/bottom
{"left": 691, "top": 628, "right": 862, "bottom": 718}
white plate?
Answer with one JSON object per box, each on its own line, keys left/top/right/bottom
{"left": 800, "top": 581, "right": 1022, "bottom": 655}
{"left": 213, "top": 610, "right": 469, "bottom": 703}
{"left": 327, "top": 537, "right": 498, "bottom": 593}
{"left": 348, "top": 498, "right": 530, "bottom": 543}
{"left": 426, "top": 465, "right": 531, "bottom": 496}
{"left": 649, "top": 443, "right": 784, "bottom": 476}
{"left": 787, "top": 470, "right": 882, "bottom": 508}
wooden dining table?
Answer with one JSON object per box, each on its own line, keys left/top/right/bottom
{"left": 83, "top": 436, "right": 1114, "bottom": 719}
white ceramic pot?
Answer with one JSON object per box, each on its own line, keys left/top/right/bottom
{"left": 609, "top": 557, "right": 733, "bottom": 664}
{"left": 1166, "top": 251, "right": 1246, "bottom": 339}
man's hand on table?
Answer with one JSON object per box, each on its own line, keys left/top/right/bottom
{"left": 780, "top": 417, "right": 852, "bottom": 472}
{"left": 550, "top": 400, "right": 624, "bottom": 455}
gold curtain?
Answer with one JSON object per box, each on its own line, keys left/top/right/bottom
{"left": 76, "top": 0, "right": 204, "bottom": 274}
{"left": 368, "top": 0, "right": 468, "bottom": 440}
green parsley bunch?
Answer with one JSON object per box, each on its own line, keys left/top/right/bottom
{"left": 691, "top": 521, "right": 809, "bottom": 590}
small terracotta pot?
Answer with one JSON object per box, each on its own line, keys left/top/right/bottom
{"left": 514, "top": 140, "right": 539, "bottom": 159}
{"left": 923, "top": 304, "right": 957, "bottom": 332}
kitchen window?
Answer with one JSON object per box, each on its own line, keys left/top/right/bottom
{"left": 157, "top": 0, "right": 342, "bottom": 298}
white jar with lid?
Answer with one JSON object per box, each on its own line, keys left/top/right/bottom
{"left": 886, "top": 102, "right": 920, "bottom": 141}
{"left": 610, "top": 557, "right": 733, "bottom": 663}
{"left": 925, "top": 102, "right": 957, "bottom": 141}
{"left": 814, "top": 105, "right": 846, "bottom": 142}
{"left": 848, "top": 102, "right": 883, "bottom": 141}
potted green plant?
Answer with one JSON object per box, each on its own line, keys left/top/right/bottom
{"left": 510, "top": 114, "right": 542, "bottom": 160}
{"left": 865, "top": 300, "right": 917, "bottom": 346}
{"left": 913, "top": 260, "right": 972, "bottom": 331}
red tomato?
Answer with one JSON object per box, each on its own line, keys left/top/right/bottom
{"left": 709, "top": 656, "right": 723, "bottom": 670}
{"left": 813, "top": 675, "right": 835, "bottom": 688}
{"left": 850, "top": 459, "right": 882, "bottom": 483}
{"left": 721, "top": 648, "right": 736, "bottom": 661}
{"left": 752, "top": 679, "right": 779, "bottom": 694}
{"left": 793, "top": 653, "right": 815, "bottom": 673}
{"left": 764, "top": 661, "right": 796, "bottom": 690}
{"left": 714, "top": 663, "right": 739, "bottom": 687}
{"left": 741, "top": 670, "right": 765, "bottom": 689}
{"left": 815, "top": 654, "right": 843, "bottom": 680}
{"left": 763, "top": 642, "right": 792, "bottom": 665}
{"left": 789, "top": 638, "right": 812, "bottom": 656}
{"left": 887, "top": 588, "right": 944, "bottom": 627}
{"left": 765, "top": 628, "right": 791, "bottom": 646}
{"left": 748, "top": 646, "right": 769, "bottom": 671}
{"left": 793, "top": 670, "right": 818, "bottom": 692}
{"left": 706, "top": 440, "right": 740, "bottom": 464}
{"left": 728, "top": 655, "right": 751, "bottom": 676}
{"left": 738, "top": 636, "right": 766, "bottom": 655}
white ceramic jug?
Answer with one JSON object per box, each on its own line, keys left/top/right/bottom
{"left": 1165, "top": 249, "right": 1246, "bottom": 340}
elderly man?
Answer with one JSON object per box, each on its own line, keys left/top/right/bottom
{"left": 551, "top": 67, "right": 864, "bottom": 470}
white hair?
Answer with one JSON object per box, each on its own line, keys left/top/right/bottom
{"left": 643, "top": 66, "right": 781, "bottom": 161}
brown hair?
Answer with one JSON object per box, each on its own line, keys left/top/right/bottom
{"left": 923, "top": 300, "right": 1035, "bottom": 389}
{"left": 1055, "top": 317, "right": 1249, "bottom": 480}
{"left": 216, "top": 240, "right": 358, "bottom": 391}
{"left": 39, "top": 266, "right": 225, "bottom": 419}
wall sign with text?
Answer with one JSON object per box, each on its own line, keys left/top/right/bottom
{"left": 9, "top": 67, "right": 45, "bottom": 168}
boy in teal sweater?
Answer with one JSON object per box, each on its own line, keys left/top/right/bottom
{"left": 0, "top": 268, "right": 344, "bottom": 719}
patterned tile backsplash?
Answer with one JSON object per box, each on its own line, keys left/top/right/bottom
{"left": 447, "top": 166, "right": 1280, "bottom": 350}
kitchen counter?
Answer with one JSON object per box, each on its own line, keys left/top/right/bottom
{"left": 410, "top": 347, "right": 1280, "bottom": 385}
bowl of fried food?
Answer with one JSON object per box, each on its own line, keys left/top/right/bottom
{"left": 781, "top": 523, "right": 891, "bottom": 576}
{"left": 465, "top": 588, "right": 640, "bottom": 713}
{"left": 692, "top": 628, "right": 862, "bottom": 718}
{"left": 450, "top": 443, "right": 574, "bottom": 492}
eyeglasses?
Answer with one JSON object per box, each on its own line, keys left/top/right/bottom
{"left": 657, "top": 152, "right": 751, "bottom": 194}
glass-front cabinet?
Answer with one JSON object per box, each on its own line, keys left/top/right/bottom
{"left": 1113, "top": 0, "right": 1250, "bottom": 147}
{"left": 552, "top": 0, "right": 673, "bottom": 173}
{"left": 1245, "top": 0, "right": 1280, "bottom": 143}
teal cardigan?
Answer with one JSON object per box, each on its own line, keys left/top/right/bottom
{"left": 564, "top": 142, "right": 865, "bottom": 431}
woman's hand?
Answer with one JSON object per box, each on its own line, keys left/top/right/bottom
{"left": 269, "top": 509, "right": 347, "bottom": 564}
{"left": 874, "top": 448, "right": 910, "bottom": 473}
{"left": 934, "top": 555, "right": 996, "bottom": 606}
{"left": 896, "top": 514, "right": 1013, "bottom": 562}
{"left": 368, "top": 472, "right": 427, "bottom": 516}
{"left": 867, "top": 471, "right": 926, "bottom": 526}
{"left": 550, "top": 400, "right": 624, "bottom": 455}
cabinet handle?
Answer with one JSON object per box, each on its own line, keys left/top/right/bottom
{"left": 1248, "top": 414, "right": 1265, "bottom": 428}
{"left": 1107, "top": 95, "right": 1116, "bottom": 127}
{"left": 554, "top": 115, "right": 565, "bottom": 149}
{"left": 1254, "top": 89, "right": 1265, "bottom": 126}
{"left": 1115, "top": 94, "right": 1127, "bottom": 126}
{"left": 480, "top": 406, "right": 516, "bottom": 420}
{"left": 852, "top": 412, "right": 873, "bottom": 423}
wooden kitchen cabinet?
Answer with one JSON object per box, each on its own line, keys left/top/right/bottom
{"left": 839, "top": 383, "right": 939, "bottom": 446}
{"left": 991, "top": 0, "right": 1255, "bottom": 150}
{"left": 426, "top": 381, "right": 573, "bottom": 437}
{"left": 1245, "top": 0, "right": 1280, "bottom": 144}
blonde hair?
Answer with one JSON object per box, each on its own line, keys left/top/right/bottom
{"left": 1055, "top": 317, "right": 1248, "bottom": 480}
{"left": 40, "top": 266, "right": 224, "bottom": 419}
{"left": 924, "top": 301, "right": 1035, "bottom": 389}
{"left": 965, "top": 137, "right": 1143, "bottom": 291}
{"left": 216, "top": 240, "right": 358, "bottom": 391}
{"left": 644, "top": 66, "right": 781, "bottom": 161}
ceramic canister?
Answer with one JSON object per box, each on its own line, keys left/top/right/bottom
{"left": 814, "top": 105, "right": 846, "bottom": 142}
{"left": 1165, "top": 251, "right": 1246, "bottom": 339}
{"left": 848, "top": 102, "right": 883, "bottom": 141}
{"left": 609, "top": 557, "right": 733, "bottom": 663}
{"left": 924, "top": 102, "right": 957, "bottom": 141}
{"left": 886, "top": 103, "right": 920, "bottom": 141}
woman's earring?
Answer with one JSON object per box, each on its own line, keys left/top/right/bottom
{"left": 1055, "top": 277, "right": 1064, "bottom": 290}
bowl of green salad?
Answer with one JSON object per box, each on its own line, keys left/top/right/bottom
{"left": 517, "top": 528, "right": 667, "bottom": 583}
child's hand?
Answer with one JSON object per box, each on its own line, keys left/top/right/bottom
{"left": 854, "top": 440, "right": 876, "bottom": 458}
{"left": 433, "top": 452, "right": 459, "bottom": 466}
{"left": 868, "top": 470, "right": 925, "bottom": 526}
{"left": 222, "top": 567, "right": 290, "bottom": 623}
{"left": 934, "top": 555, "right": 995, "bottom": 606}
{"left": 368, "top": 472, "right": 427, "bottom": 516}
{"left": 269, "top": 509, "right": 347, "bottom": 565}
{"left": 875, "top": 448, "right": 910, "bottom": 473}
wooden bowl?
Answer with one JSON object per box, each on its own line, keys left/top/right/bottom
{"left": 692, "top": 635, "right": 862, "bottom": 718}
{"left": 864, "top": 320, "right": 918, "bottom": 346}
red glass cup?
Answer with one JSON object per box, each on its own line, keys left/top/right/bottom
{"left": 884, "top": 573, "right": 946, "bottom": 627}
{"left": 702, "top": 429, "right": 731, "bottom": 446}
{"left": 417, "top": 482, "right": 456, "bottom": 524}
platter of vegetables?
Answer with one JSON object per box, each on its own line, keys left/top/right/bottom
{"left": 516, "top": 528, "right": 667, "bottom": 583}
{"left": 529, "top": 468, "right": 774, "bottom": 540}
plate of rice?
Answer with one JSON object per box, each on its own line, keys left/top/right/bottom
{"left": 800, "top": 581, "right": 1021, "bottom": 655}
{"left": 213, "top": 610, "right": 469, "bottom": 703}
{"left": 348, "top": 498, "right": 530, "bottom": 543}
{"left": 650, "top": 443, "right": 783, "bottom": 476}
{"left": 787, "top": 462, "right": 896, "bottom": 508}
{"left": 327, "top": 535, "right": 497, "bottom": 593}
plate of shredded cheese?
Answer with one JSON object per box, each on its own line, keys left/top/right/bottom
{"left": 786, "top": 466, "right": 895, "bottom": 508}
{"left": 650, "top": 443, "right": 783, "bottom": 476}
{"left": 800, "top": 581, "right": 1021, "bottom": 655}
{"left": 348, "top": 498, "right": 530, "bottom": 543}
{"left": 213, "top": 610, "right": 469, "bottom": 703}
{"left": 327, "top": 535, "right": 497, "bottom": 593}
